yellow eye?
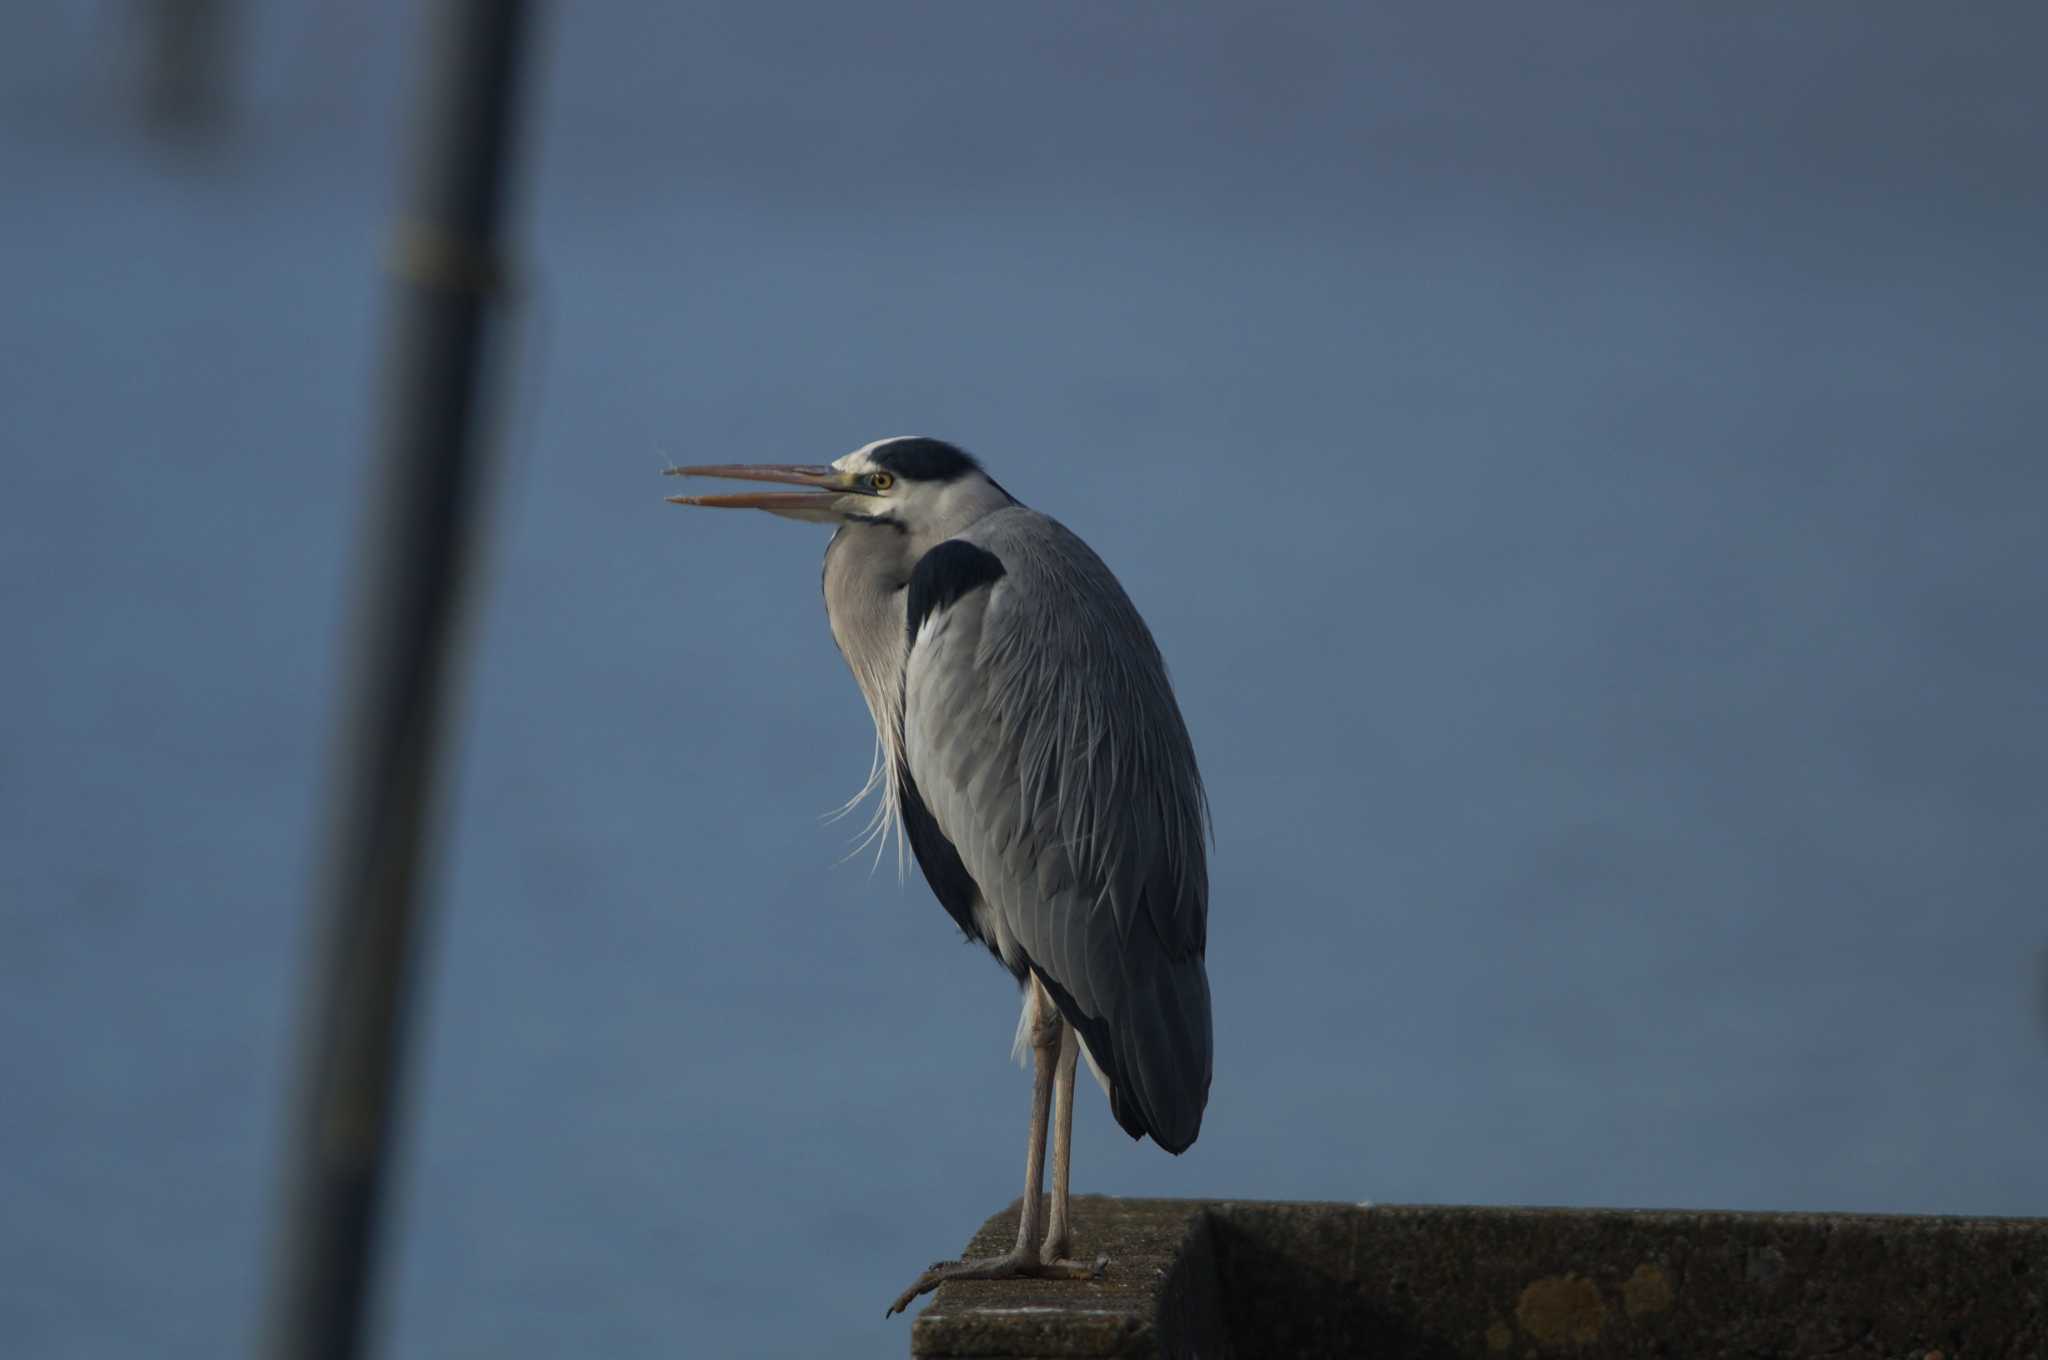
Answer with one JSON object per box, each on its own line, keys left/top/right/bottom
{"left": 868, "top": 472, "right": 895, "bottom": 492}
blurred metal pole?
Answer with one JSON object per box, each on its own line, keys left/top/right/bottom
{"left": 263, "top": 4, "right": 535, "bottom": 1360}
{"left": 139, "top": 0, "right": 236, "bottom": 131}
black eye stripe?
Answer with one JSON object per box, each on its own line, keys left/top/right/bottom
{"left": 868, "top": 438, "right": 980, "bottom": 483}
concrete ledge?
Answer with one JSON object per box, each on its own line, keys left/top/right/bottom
{"left": 911, "top": 1197, "right": 2046, "bottom": 1358}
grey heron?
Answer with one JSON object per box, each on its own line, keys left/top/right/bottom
{"left": 665, "top": 437, "right": 1212, "bottom": 1316}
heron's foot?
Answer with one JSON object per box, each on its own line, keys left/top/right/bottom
{"left": 885, "top": 1249, "right": 1108, "bottom": 1317}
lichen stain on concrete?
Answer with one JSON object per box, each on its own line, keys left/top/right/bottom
{"left": 1486, "top": 1319, "right": 1513, "bottom": 1352}
{"left": 1622, "top": 1262, "right": 1673, "bottom": 1317}
{"left": 1745, "top": 1244, "right": 1787, "bottom": 1285}
{"left": 1515, "top": 1275, "right": 1607, "bottom": 1346}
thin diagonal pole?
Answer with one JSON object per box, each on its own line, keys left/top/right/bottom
{"left": 264, "top": 4, "right": 535, "bottom": 1358}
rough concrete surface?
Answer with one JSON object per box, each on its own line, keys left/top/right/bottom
{"left": 910, "top": 1196, "right": 1224, "bottom": 1360}
{"left": 910, "top": 1198, "right": 2046, "bottom": 1359}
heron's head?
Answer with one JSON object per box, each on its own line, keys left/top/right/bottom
{"left": 664, "top": 437, "right": 1012, "bottom": 538}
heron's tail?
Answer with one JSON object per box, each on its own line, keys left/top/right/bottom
{"left": 1031, "top": 948, "right": 1211, "bottom": 1155}
{"left": 1108, "top": 950, "right": 1211, "bottom": 1154}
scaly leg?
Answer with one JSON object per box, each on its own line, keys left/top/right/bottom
{"left": 887, "top": 982, "right": 1105, "bottom": 1317}
{"left": 1041, "top": 1022, "right": 1079, "bottom": 1262}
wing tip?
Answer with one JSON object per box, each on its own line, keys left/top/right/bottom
{"left": 1030, "top": 956, "right": 1213, "bottom": 1156}
{"left": 1111, "top": 1083, "right": 1206, "bottom": 1153}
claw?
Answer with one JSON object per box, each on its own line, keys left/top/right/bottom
{"left": 885, "top": 1249, "right": 1108, "bottom": 1317}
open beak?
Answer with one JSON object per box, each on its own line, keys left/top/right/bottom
{"left": 663, "top": 463, "right": 854, "bottom": 513}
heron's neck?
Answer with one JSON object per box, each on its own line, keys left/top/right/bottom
{"left": 822, "top": 524, "right": 913, "bottom": 739}
{"left": 822, "top": 477, "right": 1013, "bottom": 736}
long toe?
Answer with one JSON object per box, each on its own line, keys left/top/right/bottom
{"left": 885, "top": 1249, "right": 1105, "bottom": 1317}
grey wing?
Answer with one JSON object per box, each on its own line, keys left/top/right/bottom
{"left": 902, "top": 508, "right": 1212, "bottom": 1153}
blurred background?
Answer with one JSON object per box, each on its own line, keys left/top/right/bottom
{"left": 4, "top": 2, "right": 2046, "bottom": 1356}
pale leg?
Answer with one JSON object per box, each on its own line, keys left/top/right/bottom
{"left": 1041, "top": 1022, "right": 1078, "bottom": 1262}
{"left": 886, "top": 982, "right": 1105, "bottom": 1316}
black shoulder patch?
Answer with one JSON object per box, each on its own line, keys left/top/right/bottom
{"left": 871, "top": 437, "right": 981, "bottom": 483}
{"left": 906, "top": 540, "right": 1006, "bottom": 645}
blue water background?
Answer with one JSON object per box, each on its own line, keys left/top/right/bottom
{"left": 4, "top": 4, "right": 2046, "bottom": 1356}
